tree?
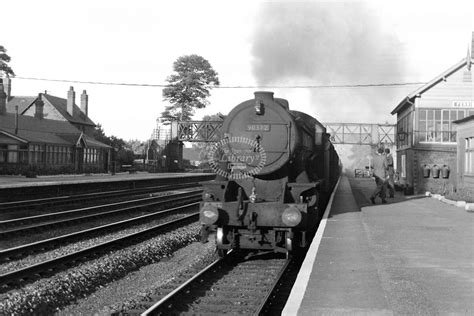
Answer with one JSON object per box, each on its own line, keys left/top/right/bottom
{"left": 161, "top": 55, "right": 219, "bottom": 122}
{"left": 92, "top": 123, "right": 109, "bottom": 145}
{"left": 93, "top": 124, "right": 133, "bottom": 166}
{"left": 126, "top": 139, "right": 144, "bottom": 153}
{"left": 93, "top": 123, "right": 127, "bottom": 150}
{"left": 0, "top": 45, "right": 15, "bottom": 77}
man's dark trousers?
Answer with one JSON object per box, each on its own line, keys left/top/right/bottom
{"left": 371, "top": 176, "right": 387, "bottom": 201}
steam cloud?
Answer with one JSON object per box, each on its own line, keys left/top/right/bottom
{"left": 251, "top": 1, "right": 408, "bottom": 123}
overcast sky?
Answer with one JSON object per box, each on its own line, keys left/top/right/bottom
{"left": 2, "top": 0, "right": 473, "bottom": 140}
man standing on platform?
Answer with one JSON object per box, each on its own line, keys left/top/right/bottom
{"left": 370, "top": 147, "right": 388, "bottom": 204}
{"left": 384, "top": 148, "right": 395, "bottom": 198}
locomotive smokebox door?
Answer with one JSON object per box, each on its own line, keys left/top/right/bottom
{"left": 221, "top": 91, "right": 298, "bottom": 176}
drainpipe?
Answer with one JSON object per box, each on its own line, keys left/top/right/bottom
{"left": 404, "top": 97, "right": 417, "bottom": 195}
{"left": 406, "top": 97, "right": 416, "bottom": 146}
{"left": 15, "top": 105, "right": 19, "bottom": 134}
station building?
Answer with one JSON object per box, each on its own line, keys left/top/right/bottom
{"left": 391, "top": 35, "right": 474, "bottom": 194}
{"left": 0, "top": 78, "right": 111, "bottom": 175}
{"left": 453, "top": 115, "right": 474, "bottom": 188}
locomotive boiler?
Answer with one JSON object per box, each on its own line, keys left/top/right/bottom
{"left": 199, "top": 91, "right": 340, "bottom": 256}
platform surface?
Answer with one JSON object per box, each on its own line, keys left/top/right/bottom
{"left": 284, "top": 176, "right": 474, "bottom": 315}
{"left": 0, "top": 172, "right": 212, "bottom": 188}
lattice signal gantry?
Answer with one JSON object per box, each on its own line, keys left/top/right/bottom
{"left": 171, "top": 121, "right": 395, "bottom": 145}
{"left": 173, "top": 121, "right": 223, "bottom": 142}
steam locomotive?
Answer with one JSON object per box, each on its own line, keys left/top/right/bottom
{"left": 199, "top": 91, "right": 340, "bottom": 256}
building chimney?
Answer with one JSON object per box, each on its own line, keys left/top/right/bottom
{"left": 67, "top": 86, "right": 75, "bottom": 117}
{"left": 80, "top": 90, "right": 88, "bottom": 116}
{"left": 0, "top": 79, "right": 6, "bottom": 115}
{"left": 15, "top": 105, "right": 19, "bottom": 134}
{"left": 3, "top": 75, "right": 11, "bottom": 99}
{"left": 471, "top": 31, "right": 474, "bottom": 59}
{"left": 35, "top": 93, "right": 44, "bottom": 119}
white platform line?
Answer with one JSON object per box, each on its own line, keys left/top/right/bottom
{"left": 281, "top": 176, "right": 341, "bottom": 316}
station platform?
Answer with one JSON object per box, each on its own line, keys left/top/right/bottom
{"left": 0, "top": 172, "right": 212, "bottom": 189}
{"left": 283, "top": 175, "right": 474, "bottom": 315}
{"left": 0, "top": 172, "right": 215, "bottom": 202}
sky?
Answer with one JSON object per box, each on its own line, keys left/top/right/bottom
{"left": 1, "top": 0, "right": 473, "bottom": 141}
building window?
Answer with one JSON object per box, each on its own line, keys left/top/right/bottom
{"left": 67, "top": 147, "right": 72, "bottom": 163}
{"left": 466, "top": 137, "right": 474, "bottom": 174}
{"left": 401, "top": 154, "right": 406, "bottom": 178}
{"left": 32, "top": 145, "right": 45, "bottom": 163}
{"left": 7, "top": 145, "right": 19, "bottom": 163}
{"left": 83, "top": 148, "right": 97, "bottom": 164}
{"left": 0, "top": 145, "right": 6, "bottom": 162}
{"left": 418, "top": 109, "right": 468, "bottom": 143}
{"left": 397, "top": 112, "right": 412, "bottom": 147}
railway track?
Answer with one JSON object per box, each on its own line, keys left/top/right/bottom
{"left": 0, "top": 203, "right": 200, "bottom": 288}
{"left": 0, "top": 189, "right": 202, "bottom": 236}
{"left": 129, "top": 251, "right": 297, "bottom": 315}
{"left": 0, "top": 194, "right": 201, "bottom": 262}
{"left": 0, "top": 182, "right": 200, "bottom": 218}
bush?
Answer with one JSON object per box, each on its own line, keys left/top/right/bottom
{"left": 24, "top": 169, "right": 37, "bottom": 178}
{"left": 0, "top": 164, "right": 30, "bottom": 175}
{"left": 83, "top": 165, "right": 102, "bottom": 174}
{"left": 116, "top": 149, "right": 135, "bottom": 166}
{"left": 445, "top": 185, "right": 474, "bottom": 203}
{"left": 0, "top": 163, "right": 108, "bottom": 176}
{"left": 430, "top": 182, "right": 474, "bottom": 203}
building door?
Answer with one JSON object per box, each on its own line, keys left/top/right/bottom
{"left": 104, "top": 150, "right": 109, "bottom": 172}
{"left": 77, "top": 147, "right": 84, "bottom": 173}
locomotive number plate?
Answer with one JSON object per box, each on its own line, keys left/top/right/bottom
{"left": 246, "top": 124, "right": 271, "bottom": 131}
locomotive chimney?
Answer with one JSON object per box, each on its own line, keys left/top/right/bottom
{"left": 254, "top": 91, "right": 274, "bottom": 102}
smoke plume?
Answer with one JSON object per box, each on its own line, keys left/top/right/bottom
{"left": 251, "top": 1, "right": 407, "bottom": 123}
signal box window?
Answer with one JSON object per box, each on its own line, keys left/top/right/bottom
{"left": 418, "top": 109, "right": 471, "bottom": 143}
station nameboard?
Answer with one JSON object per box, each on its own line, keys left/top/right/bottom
{"left": 452, "top": 101, "right": 473, "bottom": 107}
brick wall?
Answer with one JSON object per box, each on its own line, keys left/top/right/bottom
{"left": 456, "top": 118, "right": 474, "bottom": 189}
{"left": 412, "top": 146, "right": 457, "bottom": 194}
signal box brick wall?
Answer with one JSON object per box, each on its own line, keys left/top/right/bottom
{"left": 455, "top": 117, "right": 474, "bottom": 188}
{"left": 407, "top": 145, "right": 457, "bottom": 194}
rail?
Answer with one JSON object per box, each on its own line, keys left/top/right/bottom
{"left": 0, "top": 206, "right": 200, "bottom": 286}
{"left": 0, "top": 190, "right": 202, "bottom": 236}
{"left": 141, "top": 252, "right": 290, "bottom": 315}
